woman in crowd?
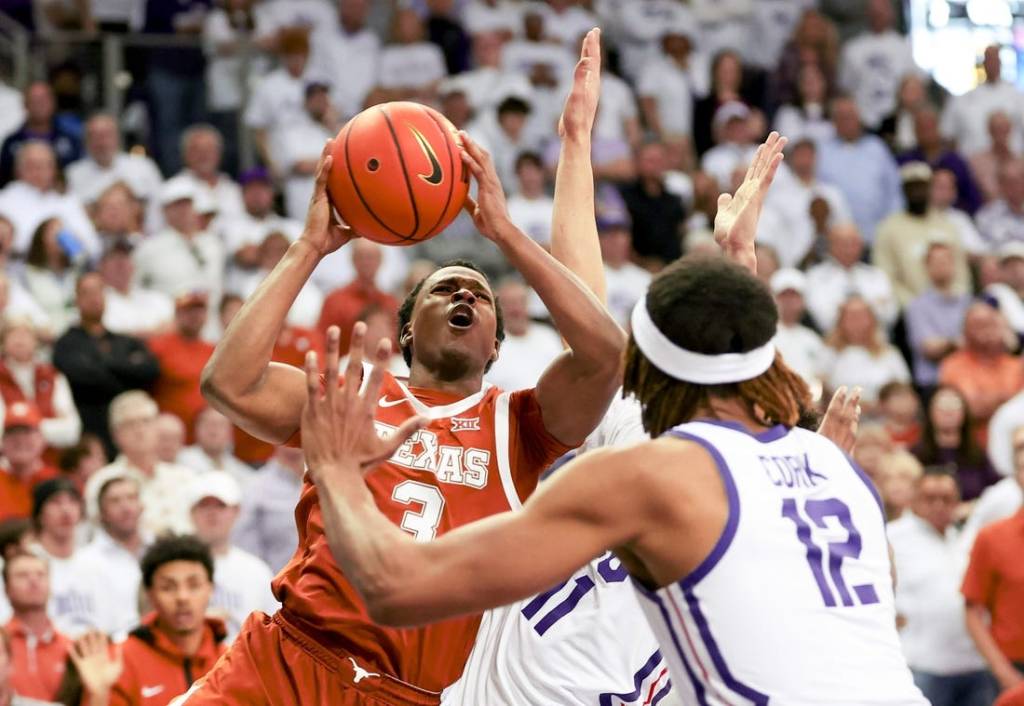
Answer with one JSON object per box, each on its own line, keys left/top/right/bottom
{"left": 876, "top": 450, "right": 923, "bottom": 521}
{"left": 21, "top": 218, "right": 85, "bottom": 334}
{"left": 772, "top": 63, "right": 835, "bottom": 145}
{"left": 692, "top": 50, "right": 750, "bottom": 157}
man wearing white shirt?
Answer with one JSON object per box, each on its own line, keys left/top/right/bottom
{"left": 133, "top": 177, "right": 226, "bottom": 303}
{"left": 637, "top": 24, "right": 703, "bottom": 147}
{"left": 501, "top": 9, "right": 574, "bottom": 90}
{"left": 941, "top": 45, "right": 1024, "bottom": 155}
{"left": 539, "top": 0, "right": 598, "bottom": 48}
{"left": 805, "top": 222, "right": 898, "bottom": 333}
{"left": 65, "top": 114, "right": 163, "bottom": 208}
{"left": 188, "top": 472, "right": 278, "bottom": 644}
{"left": 975, "top": 159, "right": 1024, "bottom": 250}
{"left": 98, "top": 241, "right": 174, "bottom": 338}
{"left": 506, "top": 152, "right": 554, "bottom": 247}
{"left": 839, "top": 0, "right": 915, "bottom": 131}
{"left": 701, "top": 102, "right": 758, "bottom": 191}
{"left": 76, "top": 474, "right": 151, "bottom": 639}
{"left": 484, "top": 279, "right": 564, "bottom": 392}
{"left": 458, "top": 32, "right": 533, "bottom": 113}
{"left": 254, "top": 0, "right": 335, "bottom": 40}
{"left": 770, "top": 269, "right": 828, "bottom": 395}
{"left": 597, "top": 207, "right": 650, "bottom": 328}
{"left": 377, "top": 9, "right": 447, "bottom": 100}
{"left": 177, "top": 407, "right": 254, "bottom": 489}
{"left": 690, "top": 0, "right": 752, "bottom": 58}
{"left": 470, "top": 96, "right": 541, "bottom": 192}
{"left": 275, "top": 83, "right": 336, "bottom": 221}
{"left": 612, "top": 0, "right": 699, "bottom": 80}
{"left": 0, "top": 271, "right": 50, "bottom": 335}
{"left": 889, "top": 469, "right": 995, "bottom": 706}
{"left": 309, "top": 0, "right": 381, "bottom": 120}
{"left": 0, "top": 142, "right": 99, "bottom": 259}
{"left": 463, "top": 0, "right": 520, "bottom": 36}
{"left": 173, "top": 125, "right": 245, "bottom": 225}
{"left": 931, "top": 168, "right": 987, "bottom": 256}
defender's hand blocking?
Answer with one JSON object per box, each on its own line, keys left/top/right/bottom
{"left": 714, "top": 132, "right": 787, "bottom": 265}
{"left": 69, "top": 630, "right": 123, "bottom": 697}
{"left": 817, "top": 386, "right": 863, "bottom": 455}
{"left": 459, "top": 131, "right": 512, "bottom": 242}
{"left": 558, "top": 28, "right": 601, "bottom": 142}
{"left": 300, "top": 139, "right": 357, "bottom": 259}
{"left": 301, "top": 325, "right": 423, "bottom": 480}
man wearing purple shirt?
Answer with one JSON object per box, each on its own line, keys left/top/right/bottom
{"left": 898, "top": 107, "right": 983, "bottom": 216}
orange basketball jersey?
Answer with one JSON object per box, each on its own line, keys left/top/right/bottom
{"left": 274, "top": 370, "right": 570, "bottom": 692}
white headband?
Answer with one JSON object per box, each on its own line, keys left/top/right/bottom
{"left": 630, "top": 298, "right": 777, "bottom": 384}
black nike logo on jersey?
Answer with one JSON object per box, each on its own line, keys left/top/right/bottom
{"left": 409, "top": 125, "right": 444, "bottom": 186}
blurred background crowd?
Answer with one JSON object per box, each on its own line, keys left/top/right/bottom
{"left": 0, "top": 0, "right": 1022, "bottom": 704}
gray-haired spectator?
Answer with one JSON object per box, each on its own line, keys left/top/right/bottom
{"left": 984, "top": 243, "right": 1024, "bottom": 337}
{"left": 154, "top": 412, "right": 186, "bottom": 465}
{"left": 0, "top": 82, "right": 81, "bottom": 188}
{"left": 941, "top": 45, "right": 1024, "bottom": 156}
{"left": 172, "top": 125, "right": 245, "bottom": 224}
{"left": 177, "top": 407, "right": 252, "bottom": 488}
{"left": 65, "top": 114, "right": 163, "bottom": 208}
{"left": 969, "top": 111, "right": 1018, "bottom": 204}
{"left": 234, "top": 448, "right": 302, "bottom": 574}
{"left": 976, "top": 159, "right": 1024, "bottom": 250}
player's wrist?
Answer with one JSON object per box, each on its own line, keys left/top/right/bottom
{"left": 292, "top": 236, "right": 330, "bottom": 263}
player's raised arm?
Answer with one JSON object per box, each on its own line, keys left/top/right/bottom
{"left": 304, "top": 327, "right": 653, "bottom": 625}
{"left": 201, "top": 141, "right": 355, "bottom": 443}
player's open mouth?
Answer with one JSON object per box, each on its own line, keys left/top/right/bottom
{"left": 447, "top": 304, "right": 475, "bottom": 330}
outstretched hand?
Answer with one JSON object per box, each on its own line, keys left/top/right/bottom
{"left": 817, "top": 386, "right": 862, "bottom": 455}
{"left": 69, "top": 631, "right": 123, "bottom": 698}
{"left": 459, "top": 131, "right": 512, "bottom": 242}
{"left": 300, "top": 139, "right": 357, "bottom": 259}
{"left": 301, "top": 324, "right": 423, "bottom": 483}
{"left": 714, "top": 132, "right": 787, "bottom": 273}
{"left": 558, "top": 28, "right": 601, "bottom": 142}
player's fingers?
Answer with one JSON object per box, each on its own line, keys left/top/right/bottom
{"left": 325, "top": 326, "right": 341, "bottom": 402}
{"left": 462, "top": 194, "right": 479, "bottom": 217}
{"left": 460, "top": 148, "right": 484, "bottom": 180}
{"left": 717, "top": 192, "right": 732, "bottom": 212}
{"left": 344, "top": 322, "right": 367, "bottom": 403}
{"left": 589, "top": 28, "right": 602, "bottom": 72}
{"left": 380, "top": 416, "right": 426, "bottom": 462}
{"left": 744, "top": 143, "right": 762, "bottom": 183}
{"left": 112, "top": 640, "right": 124, "bottom": 666}
{"left": 304, "top": 351, "right": 320, "bottom": 412}
{"left": 314, "top": 140, "right": 334, "bottom": 187}
{"left": 361, "top": 339, "right": 391, "bottom": 415}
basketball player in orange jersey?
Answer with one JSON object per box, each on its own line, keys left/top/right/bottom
{"left": 188, "top": 29, "right": 623, "bottom": 706}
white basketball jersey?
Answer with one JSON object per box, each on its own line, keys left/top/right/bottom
{"left": 635, "top": 420, "right": 927, "bottom": 706}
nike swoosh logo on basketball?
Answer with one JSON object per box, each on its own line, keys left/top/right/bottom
{"left": 141, "top": 685, "right": 165, "bottom": 698}
{"left": 408, "top": 125, "right": 444, "bottom": 185}
{"left": 379, "top": 396, "right": 408, "bottom": 408}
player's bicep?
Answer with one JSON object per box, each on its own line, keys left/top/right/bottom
{"left": 208, "top": 362, "right": 308, "bottom": 445}
{"left": 535, "top": 350, "right": 620, "bottom": 447}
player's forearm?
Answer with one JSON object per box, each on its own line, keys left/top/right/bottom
{"left": 550, "top": 135, "right": 606, "bottom": 304}
{"left": 965, "top": 603, "right": 1018, "bottom": 684}
{"left": 492, "top": 219, "right": 624, "bottom": 370}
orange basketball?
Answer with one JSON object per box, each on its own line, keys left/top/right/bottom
{"left": 327, "top": 102, "right": 469, "bottom": 246}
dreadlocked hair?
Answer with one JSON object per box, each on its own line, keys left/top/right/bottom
{"left": 622, "top": 256, "right": 813, "bottom": 438}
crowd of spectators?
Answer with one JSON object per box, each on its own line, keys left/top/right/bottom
{"left": 0, "top": 0, "right": 1022, "bottom": 704}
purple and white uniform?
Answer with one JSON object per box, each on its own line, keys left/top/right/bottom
{"left": 635, "top": 420, "right": 927, "bottom": 706}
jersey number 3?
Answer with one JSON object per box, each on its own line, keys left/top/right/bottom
{"left": 392, "top": 481, "right": 445, "bottom": 542}
{"left": 781, "top": 497, "right": 879, "bottom": 607}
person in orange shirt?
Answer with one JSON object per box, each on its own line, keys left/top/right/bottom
{"left": 147, "top": 292, "right": 215, "bottom": 442}
{"left": 75, "top": 534, "right": 226, "bottom": 706}
{"left": 939, "top": 302, "right": 1024, "bottom": 443}
{"left": 3, "top": 552, "right": 68, "bottom": 701}
{"left": 0, "top": 402, "right": 57, "bottom": 521}
{"left": 316, "top": 239, "right": 398, "bottom": 355}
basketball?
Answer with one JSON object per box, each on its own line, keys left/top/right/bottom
{"left": 327, "top": 102, "right": 469, "bottom": 246}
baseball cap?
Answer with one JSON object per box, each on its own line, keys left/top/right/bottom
{"left": 770, "top": 268, "right": 807, "bottom": 296}
{"left": 596, "top": 202, "right": 632, "bottom": 232}
{"left": 101, "top": 237, "right": 134, "bottom": 258}
{"left": 159, "top": 176, "right": 196, "bottom": 206}
{"left": 174, "top": 289, "right": 209, "bottom": 310}
{"left": 239, "top": 167, "right": 271, "bottom": 187}
{"left": 713, "top": 101, "right": 750, "bottom": 130}
{"left": 305, "top": 80, "right": 331, "bottom": 98}
{"left": 4, "top": 401, "right": 41, "bottom": 431}
{"left": 32, "top": 477, "right": 82, "bottom": 522}
{"left": 899, "top": 161, "right": 933, "bottom": 184}
{"left": 188, "top": 472, "right": 242, "bottom": 509}
{"left": 999, "top": 241, "right": 1024, "bottom": 262}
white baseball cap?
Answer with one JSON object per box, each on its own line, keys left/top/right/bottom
{"left": 770, "top": 268, "right": 807, "bottom": 296}
{"left": 188, "top": 472, "right": 242, "bottom": 508}
{"left": 159, "top": 176, "right": 196, "bottom": 206}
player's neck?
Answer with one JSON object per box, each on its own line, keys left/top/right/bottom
{"left": 695, "top": 399, "right": 774, "bottom": 434}
{"left": 407, "top": 364, "right": 484, "bottom": 398}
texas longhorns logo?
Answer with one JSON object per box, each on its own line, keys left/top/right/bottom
{"left": 348, "top": 657, "right": 380, "bottom": 684}
{"left": 408, "top": 125, "right": 444, "bottom": 186}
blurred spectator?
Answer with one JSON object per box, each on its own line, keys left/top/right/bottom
{"left": 277, "top": 83, "right": 337, "bottom": 220}
{"left": 458, "top": 31, "right": 531, "bottom": 114}
{"left": 0, "top": 141, "right": 99, "bottom": 259}
{"left": 969, "top": 111, "right": 1017, "bottom": 204}
{"left": 0, "top": 82, "right": 82, "bottom": 188}
{"left": 873, "top": 162, "right": 969, "bottom": 306}
{"left": 175, "top": 125, "right": 245, "bottom": 223}
{"left": 878, "top": 382, "right": 921, "bottom": 449}
{"left": 0, "top": 404, "right": 57, "bottom": 523}
{"left": 76, "top": 474, "right": 149, "bottom": 638}
{"left": 690, "top": 0, "right": 752, "bottom": 60}
{"left": 899, "top": 107, "right": 983, "bottom": 216}
{"left": 52, "top": 273, "right": 159, "bottom": 455}
{"left": 770, "top": 268, "right": 827, "bottom": 393}
{"left": 310, "top": 0, "right": 381, "bottom": 120}
{"left": 0, "top": 216, "right": 47, "bottom": 331}
{"left": 931, "top": 168, "right": 987, "bottom": 256}
{"left": 427, "top": 0, "right": 471, "bottom": 74}
{"left": 976, "top": 160, "right": 1024, "bottom": 250}
{"left": 805, "top": 222, "right": 897, "bottom": 332}
{"left": 438, "top": 78, "right": 473, "bottom": 130}
{"left": 3, "top": 552, "right": 68, "bottom": 701}
{"left": 56, "top": 434, "right": 107, "bottom": 494}
{"left": 98, "top": 240, "right": 174, "bottom": 339}
{"left": 463, "top": 0, "right": 520, "bottom": 37}
{"left": 143, "top": 0, "right": 212, "bottom": 175}
{"left": 637, "top": 25, "right": 703, "bottom": 150}
{"left": 0, "top": 318, "right": 79, "bottom": 451}
{"left": 583, "top": 40, "right": 642, "bottom": 182}
{"left": 613, "top": 0, "right": 699, "bottom": 81}
{"left": 817, "top": 96, "right": 901, "bottom": 243}
{"left": 598, "top": 207, "right": 649, "bottom": 328}
{"left": 988, "top": 245, "right": 1024, "bottom": 337}
{"left": 506, "top": 152, "right": 553, "bottom": 247}
{"left": 879, "top": 73, "right": 930, "bottom": 154}
{"left": 962, "top": 466, "right": 1024, "bottom": 694}
{"left": 837, "top": 0, "right": 913, "bottom": 130}
{"left": 134, "top": 178, "right": 226, "bottom": 301}
{"left": 0, "top": 77, "right": 25, "bottom": 145}
{"left": 244, "top": 27, "right": 316, "bottom": 177}
{"left": 619, "top": 141, "right": 686, "bottom": 268}
{"left": 913, "top": 386, "right": 1001, "bottom": 504}
{"left": 941, "top": 45, "right": 1024, "bottom": 156}
{"left": 177, "top": 408, "right": 251, "bottom": 487}
{"left": 65, "top": 114, "right": 163, "bottom": 209}
{"left": 234, "top": 446, "right": 304, "bottom": 573}
{"left": 148, "top": 292, "right": 216, "bottom": 438}
{"left": 904, "top": 242, "right": 972, "bottom": 388}
{"left": 317, "top": 240, "right": 399, "bottom": 355}
{"left": 693, "top": 51, "right": 749, "bottom": 157}
{"left": 939, "top": 302, "right": 1024, "bottom": 443}
{"left": 702, "top": 102, "right": 757, "bottom": 191}
{"left": 538, "top": 0, "right": 597, "bottom": 48}
{"left": 187, "top": 473, "right": 277, "bottom": 643}
{"left": 501, "top": 6, "right": 573, "bottom": 96}
{"left": 85, "top": 391, "right": 195, "bottom": 537}
{"left": 377, "top": 8, "right": 448, "bottom": 102}
{"left": 485, "top": 279, "right": 562, "bottom": 391}
{"left": 771, "top": 8, "right": 840, "bottom": 109}
{"left": 97, "top": 535, "right": 226, "bottom": 705}
{"left": 877, "top": 450, "right": 923, "bottom": 521}
{"left": 754, "top": 242, "right": 780, "bottom": 285}
{"left": 772, "top": 64, "right": 835, "bottom": 145}
{"left": 477, "top": 95, "right": 544, "bottom": 193}
{"left": 253, "top": 0, "right": 335, "bottom": 39}
{"left": 238, "top": 231, "right": 323, "bottom": 329}
{"left": 823, "top": 295, "right": 911, "bottom": 407}
{"left": 745, "top": 0, "right": 809, "bottom": 73}
{"left": 91, "top": 183, "right": 144, "bottom": 248}
{"left": 967, "top": 426, "right": 1024, "bottom": 549}
{"left": 155, "top": 413, "right": 186, "bottom": 466}
{"left": 889, "top": 468, "right": 994, "bottom": 706}
{"left": 22, "top": 218, "right": 85, "bottom": 335}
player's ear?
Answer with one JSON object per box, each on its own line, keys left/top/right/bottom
{"left": 490, "top": 338, "right": 500, "bottom": 364}
{"left": 400, "top": 323, "right": 413, "bottom": 352}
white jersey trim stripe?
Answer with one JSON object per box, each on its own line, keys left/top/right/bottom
{"left": 391, "top": 377, "right": 493, "bottom": 420}
{"left": 635, "top": 586, "right": 714, "bottom": 706}
{"left": 494, "top": 391, "right": 521, "bottom": 511}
